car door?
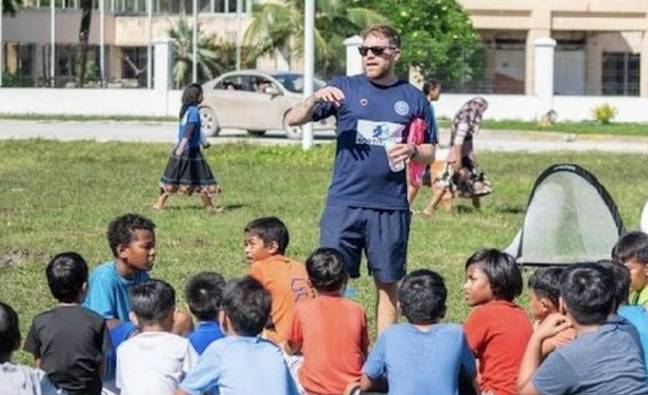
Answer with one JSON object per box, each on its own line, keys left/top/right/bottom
{"left": 204, "top": 74, "right": 254, "bottom": 129}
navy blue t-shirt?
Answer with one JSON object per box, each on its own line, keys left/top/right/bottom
{"left": 312, "top": 75, "right": 437, "bottom": 210}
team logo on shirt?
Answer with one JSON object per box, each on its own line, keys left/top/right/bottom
{"left": 356, "top": 120, "right": 405, "bottom": 145}
{"left": 394, "top": 101, "right": 410, "bottom": 116}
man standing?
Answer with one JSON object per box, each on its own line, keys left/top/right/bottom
{"left": 285, "top": 25, "right": 437, "bottom": 333}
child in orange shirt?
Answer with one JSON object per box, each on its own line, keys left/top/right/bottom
{"left": 463, "top": 249, "right": 533, "bottom": 395}
{"left": 528, "top": 267, "right": 576, "bottom": 358}
{"left": 286, "top": 248, "right": 369, "bottom": 395}
{"left": 244, "top": 217, "right": 315, "bottom": 345}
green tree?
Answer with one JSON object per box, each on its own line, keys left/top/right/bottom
{"left": 168, "top": 17, "right": 242, "bottom": 89}
{"left": 244, "top": 0, "right": 386, "bottom": 78}
{"left": 2, "top": 0, "right": 22, "bottom": 15}
{"left": 355, "top": 0, "right": 479, "bottom": 84}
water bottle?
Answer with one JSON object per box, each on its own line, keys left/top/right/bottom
{"left": 383, "top": 137, "right": 405, "bottom": 172}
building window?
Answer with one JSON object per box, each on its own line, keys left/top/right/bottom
{"left": 602, "top": 52, "right": 640, "bottom": 96}
{"left": 121, "top": 47, "right": 149, "bottom": 87}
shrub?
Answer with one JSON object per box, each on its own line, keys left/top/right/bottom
{"left": 592, "top": 103, "right": 617, "bottom": 124}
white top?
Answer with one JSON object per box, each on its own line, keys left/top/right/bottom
{"left": 116, "top": 331, "right": 199, "bottom": 395}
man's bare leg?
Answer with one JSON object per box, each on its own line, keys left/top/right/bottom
{"left": 374, "top": 279, "right": 399, "bottom": 334}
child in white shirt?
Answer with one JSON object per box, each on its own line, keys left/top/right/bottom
{"left": 117, "top": 279, "right": 198, "bottom": 395}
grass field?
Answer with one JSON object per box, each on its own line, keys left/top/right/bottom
{"left": 1, "top": 140, "right": 647, "bottom": 364}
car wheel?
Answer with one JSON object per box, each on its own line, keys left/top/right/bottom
{"left": 247, "top": 130, "right": 266, "bottom": 137}
{"left": 199, "top": 106, "right": 220, "bottom": 137}
{"left": 283, "top": 115, "right": 303, "bottom": 140}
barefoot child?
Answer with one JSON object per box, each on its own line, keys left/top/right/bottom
{"left": 154, "top": 83, "right": 220, "bottom": 211}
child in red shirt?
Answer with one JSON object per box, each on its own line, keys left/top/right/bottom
{"left": 463, "top": 249, "right": 532, "bottom": 395}
{"left": 286, "top": 248, "right": 369, "bottom": 395}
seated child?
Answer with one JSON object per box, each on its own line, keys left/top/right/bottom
{"left": 517, "top": 263, "right": 648, "bottom": 395}
{"left": 177, "top": 276, "right": 299, "bottom": 395}
{"left": 84, "top": 213, "right": 157, "bottom": 329}
{"left": 597, "top": 259, "right": 648, "bottom": 369}
{"left": 359, "top": 269, "right": 476, "bottom": 394}
{"left": 0, "top": 301, "right": 64, "bottom": 395}
{"left": 527, "top": 267, "right": 575, "bottom": 357}
{"left": 244, "top": 217, "right": 314, "bottom": 344}
{"left": 185, "top": 271, "right": 226, "bottom": 354}
{"left": 24, "top": 252, "right": 109, "bottom": 395}
{"left": 286, "top": 248, "right": 369, "bottom": 395}
{"left": 612, "top": 231, "right": 648, "bottom": 307}
{"left": 463, "top": 249, "right": 532, "bottom": 395}
{"left": 116, "top": 279, "right": 198, "bottom": 395}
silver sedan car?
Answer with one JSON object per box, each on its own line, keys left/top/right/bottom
{"left": 200, "top": 70, "right": 334, "bottom": 139}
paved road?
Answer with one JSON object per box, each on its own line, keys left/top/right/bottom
{"left": 1, "top": 119, "right": 648, "bottom": 154}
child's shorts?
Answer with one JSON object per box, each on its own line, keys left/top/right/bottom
{"left": 319, "top": 205, "right": 410, "bottom": 283}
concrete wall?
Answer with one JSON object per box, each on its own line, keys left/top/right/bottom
{"left": 0, "top": 89, "right": 645, "bottom": 123}
{"left": 0, "top": 88, "right": 182, "bottom": 116}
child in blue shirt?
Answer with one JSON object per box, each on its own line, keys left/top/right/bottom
{"left": 176, "top": 276, "right": 299, "bottom": 395}
{"left": 185, "top": 272, "right": 226, "bottom": 354}
{"left": 356, "top": 269, "right": 476, "bottom": 394}
{"left": 84, "top": 213, "right": 156, "bottom": 329}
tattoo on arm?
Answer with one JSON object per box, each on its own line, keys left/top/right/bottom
{"left": 287, "top": 95, "right": 319, "bottom": 126}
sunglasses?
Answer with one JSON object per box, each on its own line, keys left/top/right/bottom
{"left": 358, "top": 46, "right": 397, "bottom": 56}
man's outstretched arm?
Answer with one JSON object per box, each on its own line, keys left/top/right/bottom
{"left": 285, "top": 86, "right": 345, "bottom": 126}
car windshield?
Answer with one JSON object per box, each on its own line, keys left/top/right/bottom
{"left": 273, "top": 73, "right": 325, "bottom": 93}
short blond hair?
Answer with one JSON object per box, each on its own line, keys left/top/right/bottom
{"left": 362, "top": 24, "right": 401, "bottom": 48}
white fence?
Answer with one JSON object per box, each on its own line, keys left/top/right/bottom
{"left": 0, "top": 88, "right": 182, "bottom": 117}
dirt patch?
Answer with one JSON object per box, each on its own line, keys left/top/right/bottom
{"left": 0, "top": 249, "right": 30, "bottom": 269}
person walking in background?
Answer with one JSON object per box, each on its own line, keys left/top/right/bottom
{"left": 153, "top": 83, "right": 220, "bottom": 211}
{"left": 423, "top": 96, "right": 492, "bottom": 216}
{"left": 408, "top": 80, "right": 441, "bottom": 208}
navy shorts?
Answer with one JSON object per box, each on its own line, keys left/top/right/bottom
{"left": 319, "top": 205, "right": 411, "bottom": 283}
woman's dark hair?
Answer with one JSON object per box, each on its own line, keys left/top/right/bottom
{"left": 465, "top": 249, "right": 523, "bottom": 301}
{"left": 306, "top": 248, "right": 348, "bottom": 292}
{"left": 398, "top": 269, "right": 447, "bottom": 324}
{"left": 422, "top": 80, "right": 440, "bottom": 96}
{"left": 180, "top": 83, "right": 203, "bottom": 119}
{"left": 0, "top": 302, "right": 20, "bottom": 360}
{"left": 46, "top": 252, "right": 89, "bottom": 303}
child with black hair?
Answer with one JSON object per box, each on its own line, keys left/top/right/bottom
{"left": 463, "top": 248, "right": 532, "bottom": 395}
{"left": 117, "top": 279, "right": 198, "bottom": 395}
{"left": 185, "top": 271, "right": 226, "bottom": 354}
{"left": 24, "top": 252, "right": 110, "bottom": 395}
{"left": 358, "top": 269, "right": 476, "bottom": 394}
{"left": 285, "top": 247, "right": 369, "bottom": 395}
{"left": 597, "top": 259, "right": 648, "bottom": 373}
{"left": 0, "top": 301, "right": 63, "bottom": 395}
{"left": 177, "top": 276, "right": 299, "bottom": 395}
{"left": 527, "top": 267, "right": 575, "bottom": 357}
{"left": 154, "top": 83, "right": 220, "bottom": 211}
{"left": 518, "top": 263, "right": 648, "bottom": 395}
{"left": 612, "top": 231, "right": 648, "bottom": 308}
{"left": 244, "top": 217, "right": 314, "bottom": 345}
{"left": 84, "top": 213, "right": 156, "bottom": 330}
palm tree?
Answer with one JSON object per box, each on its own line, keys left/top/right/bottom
{"left": 244, "top": 0, "right": 386, "bottom": 78}
{"left": 168, "top": 17, "right": 234, "bottom": 89}
{"left": 2, "top": 0, "right": 22, "bottom": 15}
{"left": 76, "top": 0, "right": 93, "bottom": 87}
